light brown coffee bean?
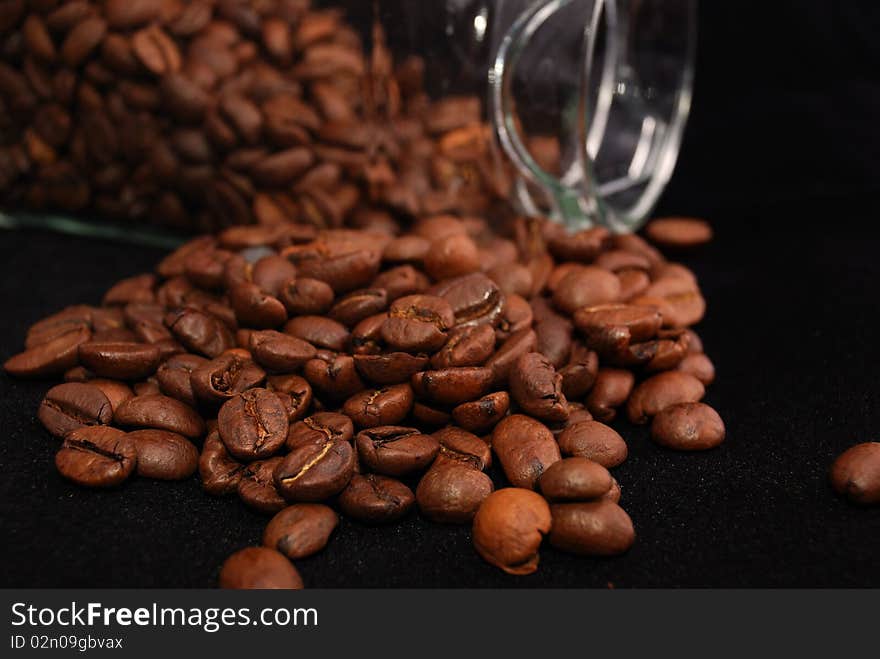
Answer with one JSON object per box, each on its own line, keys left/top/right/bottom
{"left": 114, "top": 394, "right": 205, "bottom": 438}
{"left": 492, "top": 414, "right": 561, "bottom": 490}
{"left": 38, "top": 383, "right": 112, "bottom": 439}
{"left": 219, "top": 547, "right": 303, "bottom": 589}
{"left": 830, "top": 442, "right": 880, "bottom": 505}
{"left": 557, "top": 420, "right": 628, "bottom": 468}
{"left": 549, "top": 501, "right": 635, "bottom": 556}
{"left": 651, "top": 402, "right": 725, "bottom": 451}
{"left": 55, "top": 426, "right": 137, "bottom": 488}
{"left": 585, "top": 368, "right": 635, "bottom": 422}
{"left": 472, "top": 488, "right": 551, "bottom": 575}
{"left": 416, "top": 462, "right": 493, "bottom": 524}
{"left": 129, "top": 429, "right": 198, "bottom": 480}
{"left": 539, "top": 457, "right": 613, "bottom": 501}
{"left": 626, "top": 371, "right": 706, "bottom": 424}
{"left": 645, "top": 217, "right": 713, "bottom": 248}
{"left": 263, "top": 504, "right": 338, "bottom": 559}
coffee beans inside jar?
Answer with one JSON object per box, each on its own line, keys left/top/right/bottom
{"left": 0, "top": 1, "right": 739, "bottom": 588}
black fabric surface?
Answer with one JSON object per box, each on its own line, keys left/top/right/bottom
{"left": 3, "top": 0, "right": 880, "bottom": 588}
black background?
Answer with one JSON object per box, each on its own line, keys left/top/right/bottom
{"left": 2, "top": 1, "right": 880, "bottom": 587}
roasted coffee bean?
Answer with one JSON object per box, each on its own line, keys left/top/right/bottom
{"left": 411, "top": 401, "right": 452, "bottom": 428}
{"left": 219, "top": 547, "right": 303, "bottom": 589}
{"left": 61, "top": 17, "right": 107, "bottom": 68}
{"left": 133, "top": 380, "right": 161, "bottom": 397}
{"left": 4, "top": 324, "right": 90, "bottom": 378}
{"left": 249, "top": 330, "right": 317, "bottom": 372}
{"left": 574, "top": 304, "right": 663, "bottom": 354}
{"left": 626, "top": 371, "right": 705, "bottom": 424}
{"left": 328, "top": 288, "right": 388, "bottom": 327}
{"left": 509, "top": 353, "right": 568, "bottom": 423}
{"left": 645, "top": 217, "right": 713, "bottom": 248}
{"left": 343, "top": 384, "right": 413, "bottom": 428}
{"left": 488, "top": 263, "right": 534, "bottom": 298}
{"left": 129, "top": 429, "right": 198, "bottom": 480}
{"left": 55, "top": 426, "right": 136, "bottom": 488}
{"left": 585, "top": 368, "right": 635, "bottom": 422}
{"left": 303, "top": 353, "right": 364, "bottom": 401}
{"left": 131, "top": 25, "right": 181, "bottom": 76}
{"left": 190, "top": 352, "right": 266, "bottom": 406}
{"left": 371, "top": 265, "right": 429, "bottom": 301}
{"left": 539, "top": 457, "right": 613, "bottom": 501}
{"left": 430, "top": 323, "right": 495, "bottom": 369}
{"left": 830, "top": 442, "right": 880, "bottom": 505}
{"left": 433, "top": 426, "right": 491, "bottom": 470}
{"left": 77, "top": 341, "right": 162, "bottom": 380}
{"left": 166, "top": 308, "right": 235, "bottom": 358}
{"left": 354, "top": 352, "right": 429, "bottom": 385}
{"left": 416, "top": 462, "right": 493, "bottom": 523}
{"left": 349, "top": 313, "right": 386, "bottom": 355}
{"left": 279, "top": 278, "right": 335, "bottom": 316}
{"left": 199, "top": 430, "right": 246, "bottom": 496}
{"left": 651, "top": 402, "right": 725, "bottom": 451}
{"left": 495, "top": 294, "right": 533, "bottom": 342}
{"left": 274, "top": 440, "right": 355, "bottom": 501}
{"left": 286, "top": 412, "right": 353, "bottom": 450}
{"left": 430, "top": 273, "right": 503, "bottom": 329}
{"left": 677, "top": 352, "right": 716, "bottom": 385}
{"left": 263, "top": 504, "right": 339, "bottom": 559}
{"left": 549, "top": 502, "right": 635, "bottom": 556}
{"left": 383, "top": 235, "right": 430, "bottom": 264}
{"left": 546, "top": 226, "right": 610, "bottom": 263}
{"left": 24, "top": 306, "right": 93, "bottom": 349}
{"left": 424, "top": 233, "right": 481, "bottom": 281}
{"left": 492, "top": 414, "right": 561, "bottom": 489}
{"left": 218, "top": 388, "right": 289, "bottom": 461}
{"left": 229, "top": 282, "right": 287, "bottom": 328}
{"left": 103, "top": 274, "right": 157, "bottom": 306}
{"left": 557, "top": 420, "right": 628, "bottom": 468}
{"left": 472, "top": 488, "right": 551, "bottom": 575}
{"left": 38, "top": 383, "right": 113, "bottom": 439}
{"left": 114, "top": 393, "right": 205, "bottom": 438}
{"left": 552, "top": 266, "right": 621, "bottom": 315}
{"left": 559, "top": 343, "right": 598, "bottom": 399}
{"left": 338, "top": 474, "right": 415, "bottom": 523}
{"left": 381, "top": 294, "right": 454, "bottom": 354}
{"left": 89, "top": 379, "right": 134, "bottom": 413}
{"left": 632, "top": 277, "right": 706, "bottom": 329}
{"left": 284, "top": 315, "right": 349, "bottom": 352}
{"left": 486, "top": 328, "right": 537, "bottom": 388}
{"left": 411, "top": 367, "right": 493, "bottom": 406}
{"left": 238, "top": 457, "right": 287, "bottom": 514}
{"left": 355, "top": 426, "right": 439, "bottom": 476}
{"left": 451, "top": 391, "right": 510, "bottom": 434}
{"left": 156, "top": 353, "right": 207, "bottom": 407}
{"left": 534, "top": 315, "right": 573, "bottom": 369}
{"left": 286, "top": 243, "right": 382, "bottom": 294}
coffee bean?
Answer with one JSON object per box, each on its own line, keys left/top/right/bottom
{"left": 274, "top": 440, "right": 355, "bottom": 501}
{"left": 286, "top": 412, "right": 353, "bottom": 450}
{"left": 105, "top": 0, "right": 161, "bottom": 30}
{"left": 557, "top": 420, "right": 628, "bottom": 468}
{"left": 416, "top": 462, "right": 493, "bottom": 523}
{"left": 430, "top": 323, "right": 495, "bottom": 369}
{"left": 430, "top": 273, "right": 503, "bottom": 329}
{"left": 573, "top": 304, "right": 663, "bottom": 354}
{"left": 88, "top": 379, "right": 134, "bottom": 413}
{"left": 509, "top": 352, "right": 569, "bottom": 423}
{"left": 343, "top": 384, "right": 414, "bottom": 428}
{"left": 24, "top": 306, "right": 93, "bottom": 349}
{"left": 677, "top": 352, "right": 716, "bottom": 385}
{"left": 632, "top": 277, "right": 706, "bottom": 329}
{"left": 546, "top": 226, "right": 610, "bottom": 263}
{"left": 238, "top": 457, "right": 287, "bottom": 514}
{"left": 155, "top": 353, "right": 207, "bottom": 407}
{"left": 492, "top": 414, "right": 561, "bottom": 489}
{"left": 371, "top": 265, "right": 429, "bottom": 301}
{"left": 166, "top": 308, "right": 235, "bottom": 358}
{"left": 219, "top": 547, "right": 303, "bottom": 589}
{"left": 383, "top": 235, "right": 430, "bottom": 264}
{"left": 263, "top": 504, "right": 338, "bottom": 559}
{"left": 355, "top": 426, "right": 439, "bottom": 476}
{"left": 472, "top": 488, "right": 551, "bottom": 575}
{"left": 411, "top": 367, "right": 493, "bottom": 406}
{"left": 229, "top": 282, "right": 287, "bottom": 328}
{"left": 279, "top": 278, "right": 335, "bottom": 316}
{"left": 486, "top": 328, "right": 537, "bottom": 388}
{"left": 433, "top": 426, "right": 491, "bottom": 470}
{"left": 495, "top": 294, "right": 533, "bottom": 342}
{"left": 353, "top": 352, "right": 429, "bottom": 385}
{"left": 381, "top": 294, "right": 454, "bottom": 353}
{"left": 129, "top": 429, "right": 198, "bottom": 480}
{"left": 190, "top": 352, "right": 266, "bottom": 406}
{"left": 303, "top": 353, "right": 364, "bottom": 401}
{"left": 585, "top": 368, "right": 635, "bottom": 422}
{"left": 552, "top": 266, "right": 621, "bottom": 315}
{"left": 534, "top": 315, "right": 573, "bottom": 369}
{"left": 77, "top": 341, "right": 162, "bottom": 380}
{"left": 559, "top": 343, "right": 598, "bottom": 399}
{"left": 4, "top": 324, "right": 91, "bottom": 378}
{"left": 199, "top": 430, "right": 246, "bottom": 496}
{"left": 55, "top": 426, "right": 136, "bottom": 488}
{"left": 61, "top": 17, "right": 106, "bottom": 68}
{"left": 626, "top": 371, "right": 705, "bottom": 424}
{"left": 830, "top": 443, "right": 880, "bottom": 505}
{"left": 115, "top": 393, "right": 205, "bottom": 438}
{"left": 328, "top": 288, "right": 389, "bottom": 328}
{"left": 549, "top": 502, "right": 635, "bottom": 556}
{"left": 38, "top": 382, "right": 112, "bottom": 439}
{"left": 424, "top": 233, "right": 480, "bottom": 281}
{"left": 451, "top": 391, "right": 510, "bottom": 434}
{"left": 651, "top": 402, "right": 725, "bottom": 451}
{"left": 249, "top": 330, "right": 316, "bottom": 372}
{"left": 284, "top": 315, "right": 349, "bottom": 352}
{"left": 218, "top": 388, "right": 289, "bottom": 461}
{"left": 132, "top": 25, "right": 181, "bottom": 76}
{"left": 645, "top": 217, "right": 713, "bottom": 248}
{"left": 338, "top": 474, "right": 415, "bottom": 523}
{"left": 539, "top": 457, "right": 612, "bottom": 501}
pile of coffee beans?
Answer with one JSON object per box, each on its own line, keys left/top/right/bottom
{"left": 0, "top": 0, "right": 508, "bottom": 231}
{"left": 5, "top": 213, "right": 729, "bottom": 587}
